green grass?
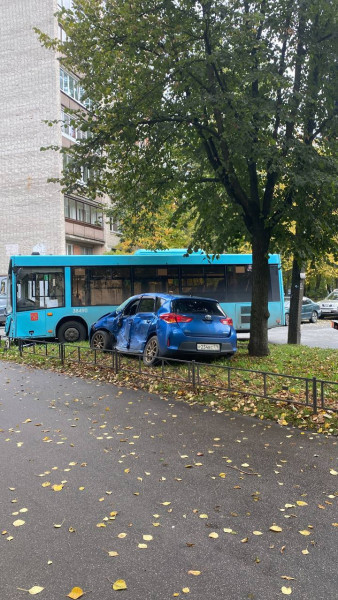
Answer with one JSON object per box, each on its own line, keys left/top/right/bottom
{"left": 1, "top": 339, "right": 337, "bottom": 435}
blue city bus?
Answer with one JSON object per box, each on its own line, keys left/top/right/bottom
{"left": 5, "top": 250, "right": 284, "bottom": 342}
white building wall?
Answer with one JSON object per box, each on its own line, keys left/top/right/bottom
{"left": 0, "top": 0, "right": 64, "bottom": 274}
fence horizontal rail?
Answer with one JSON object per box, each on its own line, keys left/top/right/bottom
{"left": 2, "top": 338, "right": 338, "bottom": 415}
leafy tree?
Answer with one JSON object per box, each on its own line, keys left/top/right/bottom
{"left": 37, "top": 0, "right": 337, "bottom": 355}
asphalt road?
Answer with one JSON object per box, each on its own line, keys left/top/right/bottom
{"left": 268, "top": 320, "right": 338, "bottom": 350}
{"left": 0, "top": 362, "right": 337, "bottom": 600}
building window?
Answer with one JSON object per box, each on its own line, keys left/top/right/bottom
{"left": 64, "top": 197, "right": 103, "bottom": 227}
{"left": 63, "top": 153, "right": 94, "bottom": 187}
{"left": 58, "top": 0, "right": 73, "bottom": 9}
{"left": 60, "top": 68, "right": 92, "bottom": 109}
{"left": 58, "top": 25, "right": 68, "bottom": 42}
{"left": 61, "top": 108, "right": 90, "bottom": 141}
{"left": 66, "top": 243, "right": 74, "bottom": 255}
{"left": 109, "top": 217, "right": 121, "bottom": 233}
{"left": 81, "top": 247, "right": 93, "bottom": 255}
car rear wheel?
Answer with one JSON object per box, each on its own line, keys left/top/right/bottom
{"left": 57, "top": 320, "right": 86, "bottom": 343}
{"left": 310, "top": 310, "right": 318, "bottom": 323}
{"left": 143, "top": 335, "right": 160, "bottom": 366}
{"left": 90, "top": 330, "right": 113, "bottom": 351}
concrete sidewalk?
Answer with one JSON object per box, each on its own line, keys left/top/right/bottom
{"left": 0, "top": 361, "right": 337, "bottom": 599}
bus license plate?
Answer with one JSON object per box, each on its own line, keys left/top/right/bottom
{"left": 197, "top": 343, "right": 220, "bottom": 351}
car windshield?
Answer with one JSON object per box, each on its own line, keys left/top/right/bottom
{"left": 326, "top": 292, "right": 338, "bottom": 301}
{"left": 172, "top": 298, "right": 225, "bottom": 315}
{"left": 115, "top": 297, "right": 136, "bottom": 314}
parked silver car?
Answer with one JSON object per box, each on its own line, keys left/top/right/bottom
{"left": 318, "top": 290, "right": 338, "bottom": 319}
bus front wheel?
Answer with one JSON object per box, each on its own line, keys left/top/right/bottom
{"left": 57, "top": 321, "right": 86, "bottom": 343}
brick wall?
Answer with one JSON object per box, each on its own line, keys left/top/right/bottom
{"left": 0, "top": 0, "right": 65, "bottom": 274}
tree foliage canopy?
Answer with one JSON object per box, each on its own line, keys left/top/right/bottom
{"left": 37, "top": 0, "right": 337, "bottom": 354}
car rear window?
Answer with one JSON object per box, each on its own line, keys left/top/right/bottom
{"left": 172, "top": 298, "right": 224, "bottom": 315}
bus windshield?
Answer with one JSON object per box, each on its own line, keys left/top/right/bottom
{"left": 16, "top": 267, "right": 65, "bottom": 311}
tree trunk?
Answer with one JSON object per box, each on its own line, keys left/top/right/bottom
{"left": 248, "top": 231, "right": 270, "bottom": 356}
{"left": 287, "top": 258, "right": 304, "bottom": 344}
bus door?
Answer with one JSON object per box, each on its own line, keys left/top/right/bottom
{"left": 14, "top": 267, "right": 65, "bottom": 338}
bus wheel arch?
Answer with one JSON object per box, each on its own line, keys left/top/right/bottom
{"left": 56, "top": 318, "right": 87, "bottom": 343}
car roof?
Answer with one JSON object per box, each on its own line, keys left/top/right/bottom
{"left": 138, "top": 293, "right": 220, "bottom": 302}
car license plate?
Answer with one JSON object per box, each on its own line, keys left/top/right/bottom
{"left": 196, "top": 343, "right": 220, "bottom": 351}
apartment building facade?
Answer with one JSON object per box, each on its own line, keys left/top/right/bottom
{"left": 0, "top": 0, "right": 120, "bottom": 275}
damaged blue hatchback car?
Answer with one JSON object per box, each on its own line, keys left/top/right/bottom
{"left": 90, "top": 293, "right": 237, "bottom": 366}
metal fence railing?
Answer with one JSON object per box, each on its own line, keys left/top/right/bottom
{"left": 1, "top": 338, "right": 337, "bottom": 415}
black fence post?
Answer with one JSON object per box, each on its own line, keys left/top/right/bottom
{"left": 191, "top": 360, "right": 196, "bottom": 392}
{"left": 114, "top": 347, "right": 119, "bottom": 375}
{"left": 19, "top": 339, "right": 23, "bottom": 357}
{"left": 59, "top": 343, "right": 64, "bottom": 366}
{"left": 312, "top": 377, "right": 317, "bottom": 415}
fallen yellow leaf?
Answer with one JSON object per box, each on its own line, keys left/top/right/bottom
{"left": 108, "top": 551, "right": 119, "bottom": 557}
{"left": 281, "top": 576, "right": 295, "bottom": 581}
{"left": 302, "top": 549, "right": 309, "bottom": 555}
{"left": 188, "top": 570, "right": 201, "bottom": 576}
{"left": 223, "top": 528, "right": 237, "bottom": 534}
{"left": 253, "top": 531, "right": 263, "bottom": 536}
{"left": 67, "top": 587, "right": 84, "bottom": 599}
{"left": 182, "top": 588, "right": 190, "bottom": 594}
{"left": 299, "top": 530, "right": 311, "bottom": 536}
{"left": 96, "top": 523, "right": 106, "bottom": 528}
{"left": 209, "top": 532, "right": 219, "bottom": 539}
{"left": 17, "top": 587, "right": 45, "bottom": 596}
{"left": 269, "top": 525, "right": 283, "bottom": 532}
{"left": 112, "top": 579, "right": 127, "bottom": 591}
{"left": 296, "top": 501, "right": 308, "bottom": 506}
{"left": 281, "top": 586, "right": 292, "bottom": 595}
{"left": 13, "top": 519, "right": 25, "bottom": 527}
{"left": 199, "top": 514, "right": 208, "bottom": 519}
{"left": 138, "top": 543, "right": 147, "bottom": 548}
{"left": 143, "top": 535, "right": 153, "bottom": 541}
{"left": 118, "top": 533, "right": 127, "bottom": 538}
{"left": 28, "top": 587, "right": 44, "bottom": 595}
{"left": 329, "top": 469, "right": 337, "bottom": 475}
{"left": 219, "top": 473, "right": 226, "bottom": 478}
{"left": 51, "top": 484, "right": 63, "bottom": 492}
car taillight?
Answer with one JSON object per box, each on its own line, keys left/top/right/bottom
{"left": 159, "top": 313, "right": 193, "bottom": 323}
{"left": 220, "top": 317, "right": 233, "bottom": 326}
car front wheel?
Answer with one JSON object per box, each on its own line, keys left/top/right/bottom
{"left": 310, "top": 311, "right": 318, "bottom": 323}
{"left": 90, "top": 330, "right": 113, "bottom": 351}
{"left": 143, "top": 336, "right": 160, "bottom": 366}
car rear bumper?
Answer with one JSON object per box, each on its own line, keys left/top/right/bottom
{"left": 176, "top": 341, "right": 236, "bottom": 353}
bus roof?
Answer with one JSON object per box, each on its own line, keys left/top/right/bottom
{"left": 8, "top": 251, "right": 281, "bottom": 269}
